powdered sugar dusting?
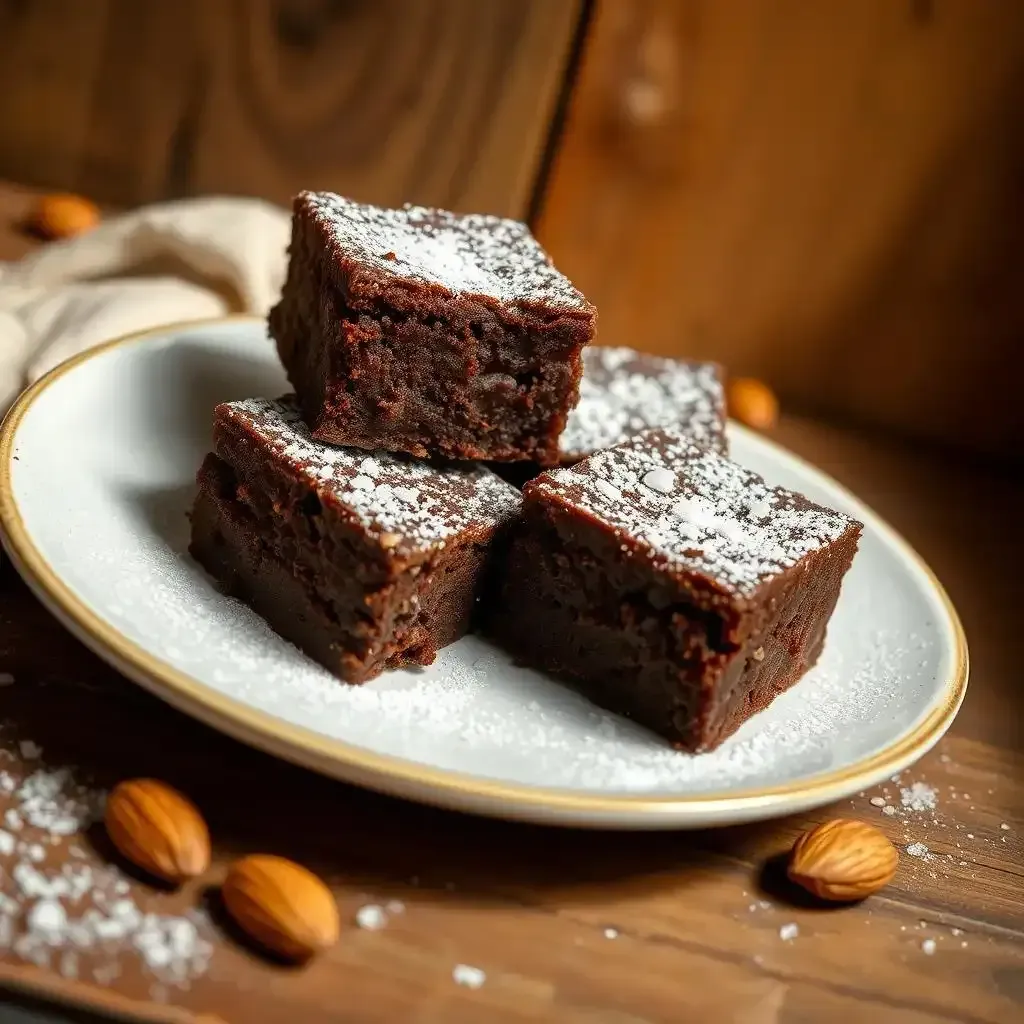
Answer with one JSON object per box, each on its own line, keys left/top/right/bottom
{"left": 900, "top": 782, "right": 938, "bottom": 812}
{"left": 221, "top": 397, "right": 521, "bottom": 552}
{"left": 25, "top": 327, "right": 950, "bottom": 806}
{"left": 300, "top": 191, "right": 590, "bottom": 312}
{"left": 0, "top": 739, "right": 213, "bottom": 991}
{"left": 52, "top": 459, "right": 936, "bottom": 797}
{"left": 560, "top": 348, "right": 727, "bottom": 461}
{"left": 452, "top": 963, "right": 486, "bottom": 988}
{"left": 533, "top": 428, "right": 859, "bottom": 595}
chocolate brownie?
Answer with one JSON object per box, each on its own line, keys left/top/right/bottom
{"left": 189, "top": 396, "right": 522, "bottom": 684}
{"left": 488, "top": 429, "right": 861, "bottom": 752}
{"left": 488, "top": 348, "right": 728, "bottom": 490}
{"left": 269, "top": 191, "right": 596, "bottom": 466}
{"left": 560, "top": 346, "right": 728, "bottom": 464}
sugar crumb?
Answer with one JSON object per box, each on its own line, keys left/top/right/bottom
{"left": 900, "top": 782, "right": 937, "bottom": 813}
{"left": 905, "top": 842, "right": 930, "bottom": 859}
{"left": 453, "top": 963, "right": 486, "bottom": 989}
{"left": 779, "top": 923, "right": 799, "bottom": 942}
{"left": 355, "top": 904, "right": 387, "bottom": 931}
{"left": 604, "top": 927, "right": 618, "bottom": 939}
{"left": 921, "top": 939, "right": 936, "bottom": 955}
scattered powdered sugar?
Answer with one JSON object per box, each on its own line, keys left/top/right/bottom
{"left": 603, "top": 927, "right": 618, "bottom": 939}
{"left": 0, "top": 739, "right": 214, "bottom": 991}
{"left": 921, "top": 938, "right": 936, "bottom": 955}
{"left": 901, "top": 782, "right": 938, "bottom": 813}
{"left": 779, "top": 923, "right": 799, "bottom": 942}
{"left": 452, "top": 963, "right": 487, "bottom": 989}
{"left": 870, "top": 796, "right": 886, "bottom": 807}
{"left": 300, "top": 191, "right": 590, "bottom": 311}
{"left": 355, "top": 904, "right": 387, "bottom": 931}
{"left": 906, "top": 842, "right": 930, "bottom": 859}
{"left": 220, "top": 397, "right": 522, "bottom": 552}
{"left": 533, "top": 428, "right": 859, "bottom": 594}
{"left": 560, "top": 348, "right": 727, "bottom": 461}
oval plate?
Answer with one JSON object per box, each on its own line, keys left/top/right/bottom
{"left": 0, "top": 319, "right": 967, "bottom": 829}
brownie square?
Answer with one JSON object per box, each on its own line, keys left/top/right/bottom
{"left": 488, "top": 428, "right": 862, "bottom": 752}
{"left": 189, "top": 396, "right": 522, "bottom": 684}
{"left": 560, "top": 346, "right": 728, "bottom": 464}
{"left": 269, "top": 191, "right": 597, "bottom": 466}
{"left": 487, "top": 347, "right": 728, "bottom": 490}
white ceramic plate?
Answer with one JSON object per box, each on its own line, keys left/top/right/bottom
{"left": 0, "top": 319, "right": 967, "bottom": 829}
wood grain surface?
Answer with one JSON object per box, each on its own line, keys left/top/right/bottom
{"left": 535, "top": 0, "right": 1024, "bottom": 462}
{"left": 0, "top": 202, "right": 1022, "bottom": 1020}
{"left": 0, "top": 0, "right": 582, "bottom": 217}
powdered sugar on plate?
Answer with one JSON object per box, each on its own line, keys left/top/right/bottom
{"left": 560, "top": 348, "right": 727, "bottom": 462}
{"left": 8, "top": 318, "right": 960, "bottom": 821}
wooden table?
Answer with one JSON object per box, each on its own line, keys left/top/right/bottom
{"left": 0, "top": 184, "right": 1021, "bottom": 1024}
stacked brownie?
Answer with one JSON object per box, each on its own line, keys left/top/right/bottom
{"left": 190, "top": 190, "right": 861, "bottom": 752}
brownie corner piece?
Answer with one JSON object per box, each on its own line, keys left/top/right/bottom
{"left": 189, "top": 395, "right": 522, "bottom": 684}
{"left": 488, "top": 428, "right": 862, "bottom": 752}
{"left": 268, "top": 190, "right": 596, "bottom": 466}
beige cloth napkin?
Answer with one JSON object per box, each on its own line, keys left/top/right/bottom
{"left": 0, "top": 196, "right": 291, "bottom": 412}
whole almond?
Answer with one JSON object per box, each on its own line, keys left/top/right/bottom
{"left": 29, "top": 193, "right": 101, "bottom": 240}
{"left": 105, "top": 778, "right": 211, "bottom": 885}
{"left": 222, "top": 854, "right": 340, "bottom": 962}
{"left": 727, "top": 377, "right": 779, "bottom": 431}
{"left": 789, "top": 819, "right": 899, "bottom": 901}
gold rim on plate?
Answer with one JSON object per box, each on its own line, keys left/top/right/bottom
{"left": 0, "top": 318, "right": 970, "bottom": 825}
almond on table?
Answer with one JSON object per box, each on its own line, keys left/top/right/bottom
{"left": 789, "top": 819, "right": 899, "bottom": 901}
{"left": 104, "top": 778, "right": 211, "bottom": 885}
{"left": 222, "top": 854, "right": 340, "bottom": 962}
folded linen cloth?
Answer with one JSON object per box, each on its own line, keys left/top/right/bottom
{"left": 0, "top": 196, "right": 291, "bottom": 412}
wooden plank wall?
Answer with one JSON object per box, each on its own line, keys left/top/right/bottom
{"left": 535, "top": 0, "right": 1024, "bottom": 460}
{"left": 2, "top": 0, "right": 1023, "bottom": 459}
{"left": 0, "top": 0, "right": 582, "bottom": 218}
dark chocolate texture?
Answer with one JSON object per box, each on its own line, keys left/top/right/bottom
{"left": 269, "top": 191, "right": 596, "bottom": 466}
{"left": 487, "top": 428, "right": 861, "bottom": 752}
{"left": 189, "top": 396, "right": 522, "bottom": 684}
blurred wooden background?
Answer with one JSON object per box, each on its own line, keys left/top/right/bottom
{"left": 1, "top": 0, "right": 1022, "bottom": 461}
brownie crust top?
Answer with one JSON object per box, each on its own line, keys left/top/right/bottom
{"left": 299, "top": 191, "right": 592, "bottom": 313}
{"left": 529, "top": 428, "right": 860, "bottom": 596}
{"left": 218, "top": 397, "right": 522, "bottom": 551}
{"left": 560, "top": 346, "right": 727, "bottom": 460}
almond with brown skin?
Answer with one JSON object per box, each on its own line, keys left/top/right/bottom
{"left": 30, "top": 193, "right": 101, "bottom": 240}
{"left": 105, "top": 778, "right": 210, "bottom": 885}
{"left": 222, "top": 854, "right": 340, "bottom": 962}
{"left": 789, "top": 819, "right": 899, "bottom": 901}
{"left": 727, "top": 377, "right": 779, "bottom": 431}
